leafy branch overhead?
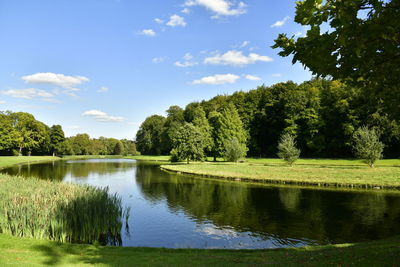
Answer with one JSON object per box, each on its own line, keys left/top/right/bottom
{"left": 272, "top": 0, "right": 400, "bottom": 89}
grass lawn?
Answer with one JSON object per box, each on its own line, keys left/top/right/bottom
{"left": 161, "top": 158, "right": 400, "bottom": 189}
{"left": 1, "top": 234, "right": 399, "bottom": 267}
{"left": 0, "top": 156, "right": 59, "bottom": 170}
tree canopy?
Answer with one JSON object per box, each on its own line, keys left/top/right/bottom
{"left": 272, "top": 0, "right": 400, "bottom": 91}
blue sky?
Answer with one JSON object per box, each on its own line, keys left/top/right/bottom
{"left": 0, "top": 0, "right": 312, "bottom": 139}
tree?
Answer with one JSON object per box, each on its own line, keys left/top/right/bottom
{"left": 277, "top": 133, "right": 301, "bottom": 166}
{"left": 352, "top": 126, "right": 384, "bottom": 167}
{"left": 10, "top": 112, "right": 48, "bottom": 156}
{"left": 135, "top": 115, "right": 166, "bottom": 155}
{"left": 49, "top": 125, "right": 65, "bottom": 156}
{"left": 272, "top": 0, "right": 400, "bottom": 91}
{"left": 113, "top": 140, "right": 124, "bottom": 155}
{"left": 0, "top": 112, "right": 19, "bottom": 153}
{"left": 69, "top": 134, "right": 91, "bottom": 155}
{"left": 223, "top": 137, "right": 247, "bottom": 162}
{"left": 171, "top": 123, "right": 205, "bottom": 164}
{"left": 191, "top": 106, "right": 213, "bottom": 155}
{"left": 209, "top": 103, "right": 247, "bottom": 161}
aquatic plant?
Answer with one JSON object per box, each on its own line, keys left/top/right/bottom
{"left": 0, "top": 174, "right": 127, "bottom": 245}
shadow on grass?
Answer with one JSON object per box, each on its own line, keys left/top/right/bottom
{"left": 28, "top": 236, "right": 400, "bottom": 266}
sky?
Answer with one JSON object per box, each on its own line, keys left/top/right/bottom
{"left": 0, "top": 0, "right": 312, "bottom": 139}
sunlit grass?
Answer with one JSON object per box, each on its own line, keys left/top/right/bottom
{"left": 161, "top": 159, "right": 400, "bottom": 189}
{"left": 0, "top": 156, "right": 59, "bottom": 169}
{"left": 0, "top": 233, "right": 399, "bottom": 266}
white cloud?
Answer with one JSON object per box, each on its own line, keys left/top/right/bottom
{"left": 97, "top": 87, "right": 109, "bottom": 93}
{"left": 21, "top": 72, "right": 89, "bottom": 91}
{"left": 184, "top": 0, "right": 247, "bottom": 17}
{"left": 204, "top": 50, "right": 273, "bottom": 66}
{"left": 175, "top": 61, "right": 198, "bottom": 67}
{"left": 1, "top": 88, "right": 56, "bottom": 101}
{"left": 183, "top": 53, "right": 193, "bottom": 61}
{"left": 239, "top": 40, "right": 250, "bottom": 48}
{"left": 244, "top": 74, "right": 261, "bottom": 81}
{"left": 154, "top": 18, "right": 164, "bottom": 24}
{"left": 272, "top": 73, "right": 283, "bottom": 77}
{"left": 152, "top": 57, "right": 167, "bottom": 63}
{"left": 167, "top": 14, "right": 187, "bottom": 27}
{"left": 181, "top": 8, "right": 191, "bottom": 14}
{"left": 192, "top": 74, "right": 240, "bottom": 85}
{"left": 271, "top": 16, "right": 290, "bottom": 28}
{"left": 82, "top": 110, "right": 125, "bottom": 122}
{"left": 142, "top": 29, "right": 156, "bottom": 36}
{"left": 0, "top": 100, "right": 6, "bottom": 104}
{"left": 175, "top": 53, "right": 197, "bottom": 67}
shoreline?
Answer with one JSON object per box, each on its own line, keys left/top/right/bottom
{"left": 160, "top": 161, "right": 400, "bottom": 190}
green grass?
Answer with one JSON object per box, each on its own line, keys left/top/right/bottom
{"left": 128, "top": 155, "right": 171, "bottom": 162}
{"left": 161, "top": 158, "right": 400, "bottom": 189}
{"left": 0, "top": 234, "right": 399, "bottom": 266}
{"left": 0, "top": 156, "right": 59, "bottom": 170}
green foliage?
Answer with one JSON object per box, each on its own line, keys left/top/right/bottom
{"left": 223, "top": 137, "right": 247, "bottom": 162}
{"left": 50, "top": 125, "right": 65, "bottom": 156}
{"left": 277, "top": 133, "right": 301, "bottom": 166}
{"left": 171, "top": 123, "right": 205, "bottom": 164}
{"left": 0, "top": 174, "right": 126, "bottom": 244}
{"left": 69, "top": 134, "right": 91, "bottom": 155}
{"left": 10, "top": 112, "right": 48, "bottom": 155}
{"left": 0, "top": 112, "right": 19, "bottom": 151}
{"left": 352, "top": 126, "right": 384, "bottom": 167}
{"left": 209, "top": 103, "right": 247, "bottom": 160}
{"left": 136, "top": 115, "right": 166, "bottom": 155}
{"left": 137, "top": 79, "right": 400, "bottom": 159}
{"left": 272, "top": 0, "right": 400, "bottom": 91}
{"left": 169, "top": 148, "right": 183, "bottom": 162}
{"left": 113, "top": 141, "right": 124, "bottom": 155}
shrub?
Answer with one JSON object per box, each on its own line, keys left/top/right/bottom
{"left": 277, "top": 133, "right": 301, "bottom": 166}
{"left": 223, "top": 137, "right": 247, "bottom": 162}
{"left": 352, "top": 126, "right": 384, "bottom": 167}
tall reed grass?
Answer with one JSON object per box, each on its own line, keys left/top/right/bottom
{"left": 0, "top": 174, "right": 127, "bottom": 245}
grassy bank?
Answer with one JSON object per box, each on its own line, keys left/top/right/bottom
{"left": 0, "top": 234, "right": 399, "bottom": 266}
{"left": 0, "top": 156, "right": 59, "bottom": 170}
{"left": 161, "top": 159, "right": 400, "bottom": 189}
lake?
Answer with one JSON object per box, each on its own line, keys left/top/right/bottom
{"left": 2, "top": 159, "right": 400, "bottom": 249}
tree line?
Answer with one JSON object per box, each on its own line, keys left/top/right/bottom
{"left": 135, "top": 79, "right": 399, "bottom": 159}
{"left": 0, "top": 111, "right": 136, "bottom": 156}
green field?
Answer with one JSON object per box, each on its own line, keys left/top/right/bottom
{"left": 0, "top": 234, "right": 399, "bottom": 267}
{"left": 161, "top": 159, "right": 400, "bottom": 189}
{"left": 0, "top": 156, "right": 60, "bottom": 170}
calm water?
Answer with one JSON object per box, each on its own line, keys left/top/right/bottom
{"left": 2, "top": 159, "right": 400, "bottom": 249}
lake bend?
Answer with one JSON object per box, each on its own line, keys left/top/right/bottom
{"left": 2, "top": 159, "right": 400, "bottom": 249}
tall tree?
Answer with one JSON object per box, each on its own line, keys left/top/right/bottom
{"left": 136, "top": 115, "right": 166, "bottom": 155}
{"left": 0, "top": 112, "right": 19, "bottom": 153}
{"left": 209, "top": 103, "right": 247, "bottom": 161}
{"left": 49, "top": 125, "right": 65, "bottom": 156}
{"left": 171, "top": 123, "right": 205, "bottom": 164}
{"left": 10, "top": 112, "right": 48, "bottom": 155}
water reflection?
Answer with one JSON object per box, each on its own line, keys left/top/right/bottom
{"left": 2, "top": 159, "right": 400, "bottom": 248}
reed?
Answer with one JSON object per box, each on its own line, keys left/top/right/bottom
{"left": 0, "top": 174, "right": 126, "bottom": 245}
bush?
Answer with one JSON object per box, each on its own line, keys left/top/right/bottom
{"left": 352, "top": 126, "right": 384, "bottom": 167}
{"left": 277, "top": 133, "right": 301, "bottom": 166}
{"left": 223, "top": 137, "right": 247, "bottom": 162}
{"left": 169, "top": 148, "right": 183, "bottom": 162}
